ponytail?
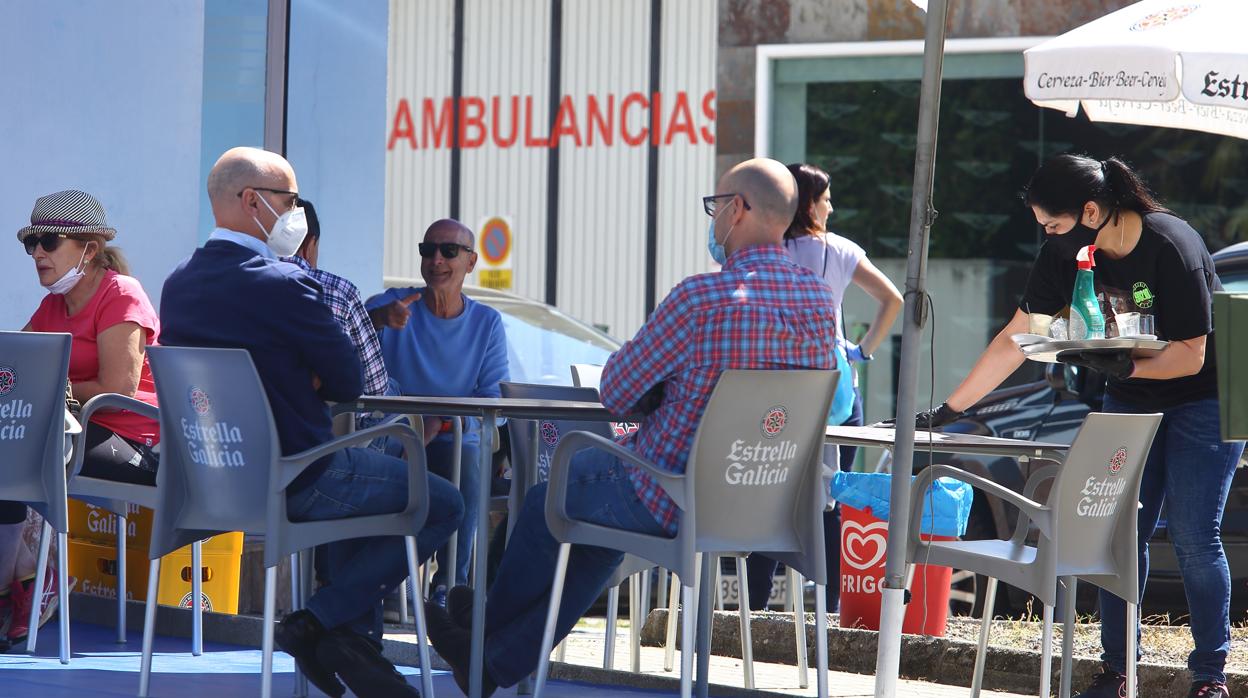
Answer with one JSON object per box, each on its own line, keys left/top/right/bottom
{"left": 89, "top": 242, "right": 131, "bottom": 276}
{"left": 1099, "top": 156, "right": 1170, "bottom": 214}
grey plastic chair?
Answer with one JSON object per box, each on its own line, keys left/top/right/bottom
{"left": 907, "top": 411, "right": 1162, "bottom": 698}
{"left": 501, "top": 381, "right": 652, "bottom": 672}
{"left": 138, "top": 346, "right": 437, "bottom": 698}
{"left": 65, "top": 393, "right": 206, "bottom": 652}
{"left": 533, "top": 368, "right": 839, "bottom": 698}
{"left": 0, "top": 331, "right": 75, "bottom": 663}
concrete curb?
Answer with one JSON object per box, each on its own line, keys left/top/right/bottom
{"left": 639, "top": 609, "right": 1247, "bottom": 696}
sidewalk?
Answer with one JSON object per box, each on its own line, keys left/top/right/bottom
{"left": 386, "top": 621, "right": 1033, "bottom": 697}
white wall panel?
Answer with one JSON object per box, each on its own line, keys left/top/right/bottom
{"left": 460, "top": 0, "right": 551, "bottom": 303}
{"left": 385, "top": 0, "right": 455, "bottom": 281}
{"left": 557, "top": 0, "right": 651, "bottom": 337}
{"left": 656, "top": 0, "right": 718, "bottom": 303}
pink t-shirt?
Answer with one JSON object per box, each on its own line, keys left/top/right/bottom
{"left": 28, "top": 270, "right": 161, "bottom": 446}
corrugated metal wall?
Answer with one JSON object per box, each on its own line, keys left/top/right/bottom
{"left": 460, "top": 0, "right": 550, "bottom": 303}
{"left": 385, "top": 0, "right": 454, "bottom": 281}
{"left": 556, "top": 0, "right": 651, "bottom": 336}
{"left": 385, "top": 0, "right": 715, "bottom": 337}
{"left": 656, "top": 0, "right": 717, "bottom": 302}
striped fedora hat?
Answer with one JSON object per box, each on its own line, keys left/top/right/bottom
{"left": 16, "top": 190, "right": 116, "bottom": 242}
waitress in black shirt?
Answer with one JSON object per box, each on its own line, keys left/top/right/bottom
{"left": 915, "top": 154, "right": 1243, "bottom": 698}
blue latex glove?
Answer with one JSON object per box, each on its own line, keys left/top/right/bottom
{"left": 845, "top": 341, "right": 871, "bottom": 363}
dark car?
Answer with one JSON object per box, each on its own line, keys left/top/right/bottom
{"left": 932, "top": 241, "right": 1248, "bottom": 618}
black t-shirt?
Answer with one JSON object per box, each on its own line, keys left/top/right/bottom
{"left": 1020, "top": 212, "right": 1221, "bottom": 410}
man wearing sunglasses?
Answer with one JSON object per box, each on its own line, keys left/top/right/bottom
{"left": 366, "top": 219, "right": 510, "bottom": 608}
{"left": 161, "top": 147, "right": 464, "bottom": 698}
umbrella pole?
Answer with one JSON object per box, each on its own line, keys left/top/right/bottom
{"left": 874, "top": 0, "right": 950, "bottom": 697}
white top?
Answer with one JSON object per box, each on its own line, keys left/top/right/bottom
{"left": 783, "top": 231, "right": 865, "bottom": 344}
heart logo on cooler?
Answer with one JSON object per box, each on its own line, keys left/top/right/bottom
{"left": 841, "top": 518, "right": 889, "bottom": 570}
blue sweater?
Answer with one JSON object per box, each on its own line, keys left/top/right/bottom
{"left": 160, "top": 237, "right": 363, "bottom": 492}
{"left": 368, "top": 288, "right": 509, "bottom": 443}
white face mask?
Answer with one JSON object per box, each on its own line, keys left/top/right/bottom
{"left": 45, "top": 246, "right": 90, "bottom": 295}
{"left": 252, "top": 193, "right": 308, "bottom": 257}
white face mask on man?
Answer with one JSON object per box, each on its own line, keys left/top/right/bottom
{"left": 45, "top": 246, "right": 90, "bottom": 295}
{"left": 252, "top": 194, "right": 308, "bottom": 257}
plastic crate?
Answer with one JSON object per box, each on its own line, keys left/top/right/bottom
{"left": 67, "top": 500, "right": 153, "bottom": 548}
{"left": 67, "top": 537, "right": 153, "bottom": 602}
{"left": 155, "top": 532, "right": 244, "bottom": 614}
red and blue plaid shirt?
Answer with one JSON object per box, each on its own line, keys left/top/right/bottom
{"left": 599, "top": 245, "right": 839, "bottom": 534}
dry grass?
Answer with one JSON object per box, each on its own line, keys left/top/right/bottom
{"left": 944, "top": 606, "right": 1248, "bottom": 672}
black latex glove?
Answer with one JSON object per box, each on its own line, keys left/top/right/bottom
{"left": 1060, "top": 350, "right": 1135, "bottom": 380}
{"left": 871, "top": 402, "right": 964, "bottom": 430}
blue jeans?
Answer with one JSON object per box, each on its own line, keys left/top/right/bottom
{"left": 483, "top": 447, "right": 668, "bottom": 687}
{"left": 287, "top": 447, "right": 464, "bottom": 641}
{"left": 425, "top": 437, "right": 481, "bottom": 588}
{"left": 1099, "top": 395, "right": 1244, "bottom": 683}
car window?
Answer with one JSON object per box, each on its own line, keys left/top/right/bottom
{"left": 496, "top": 313, "right": 613, "bottom": 386}
{"left": 1222, "top": 274, "right": 1248, "bottom": 293}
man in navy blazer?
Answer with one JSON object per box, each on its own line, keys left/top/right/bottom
{"left": 161, "top": 146, "right": 462, "bottom": 698}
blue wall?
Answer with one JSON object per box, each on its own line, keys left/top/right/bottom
{"left": 0, "top": 0, "right": 206, "bottom": 329}
{"left": 286, "top": 0, "right": 390, "bottom": 298}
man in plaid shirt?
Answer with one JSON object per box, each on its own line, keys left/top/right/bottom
{"left": 284, "top": 198, "right": 393, "bottom": 408}
{"left": 426, "top": 158, "right": 839, "bottom": 695}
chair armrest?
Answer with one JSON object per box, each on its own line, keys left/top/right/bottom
{"left": 64, "top": 411, "right": 82, "bottom": 436}
{"left": 1009, "top": 464, "right": 1059, "bottom": 545}
{"left": 278, "top": 422, "right": 424, "bottom": 493}
{"left": 908, "top": 464, "right": 1051, "bottom": 554}
{"left": 68, "top": 394, "right": 159, "bottom": 478}
{"left": 548, "top": 431, "right": 687, "bottom": 512}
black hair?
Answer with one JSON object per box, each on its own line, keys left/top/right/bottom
{"left": 1023, "top": 153, "right": 1170, "bottom": 219}
{"left": 296, "top": 197, "right": 321, "bottom": 242}
{"left": 784, "top": 163, "right": 831, "bottom": 240}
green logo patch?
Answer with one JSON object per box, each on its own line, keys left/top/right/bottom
{"left": 1132, "top": 281, "right": 1154, "bottom": 309}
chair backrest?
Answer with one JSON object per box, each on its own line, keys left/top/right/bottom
{"left": 688, "top": 369, "right": 837, "bottom": 580}
{"left": 500, "top": 382, "right": 611, "bottom": 485}
{"left": 146, "top": 346, "right": 282, "bottom": 557}
{"left": 1048, "top": 411, "right": 1161, "bottom": 599}
{"left": 569, "top": 364, "right": 604, "bottom": 389}
{"left": 0, "top": 332, "right": 73, "bottom": 531}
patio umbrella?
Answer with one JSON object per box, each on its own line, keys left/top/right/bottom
{"left": 1025, "top": 0, "right": 1248, "bottom": 139}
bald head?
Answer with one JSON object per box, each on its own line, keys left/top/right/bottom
{"left": 709, "top": 158, "right": 798, "bottom": 257}
{"left": 423, "top": 218, "right": 475, "bottom": 247}
{"left": 207, "top": 147, "right": 299, "bottom": 237}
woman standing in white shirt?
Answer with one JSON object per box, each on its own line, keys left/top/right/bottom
{"left": 746, "top": 162, "right": 903, "bottom": 611}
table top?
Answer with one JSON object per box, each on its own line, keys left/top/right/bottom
{"left": 824, "top": 424, "right": 1069, "bottom": 460}
{"left": 334, "top": 394, "right": 625, "bottom": 421}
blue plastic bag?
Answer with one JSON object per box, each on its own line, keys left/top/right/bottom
{"left": 829, "top": 471, "right": 974, "bottom": 538}
{"left": 826, "top": 344, "right": 855, "bottom": 426}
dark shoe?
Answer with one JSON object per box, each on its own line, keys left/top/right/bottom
{"left": 1189, "top": 680, "right": 1230, "bottom": 698}
{"left": 274, "top": 610, "right": 345, "bottom": 698}
{"left": 424, "top": 602, "right": 496, "bottom": 698}
{"left": 316, "top": 628, "right": 420, "bottom": 698}
{"left": 1073, "top": 664, "right": 1126, "bottom": 698}
{"left": 447, "top": 585, "right": 474, "bottom": 629}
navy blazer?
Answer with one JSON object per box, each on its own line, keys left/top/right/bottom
{"left": 160, "top": 239, "right": 364, "bottom": 492}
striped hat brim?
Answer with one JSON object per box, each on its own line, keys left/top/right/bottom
{"left": 17, "top": 223, "right": 116, "bottom": 242}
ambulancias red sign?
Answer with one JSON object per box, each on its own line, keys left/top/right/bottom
{"left": 388, "top": 90, "right": 716, "bottom": 150}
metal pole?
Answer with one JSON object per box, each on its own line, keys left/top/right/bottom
{"left": 874, "top": 0, "right": 949, "bottom": 696}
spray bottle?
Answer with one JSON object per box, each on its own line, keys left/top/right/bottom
{"left": 1069, "top": 244, "right": 1105, "bottom": 340}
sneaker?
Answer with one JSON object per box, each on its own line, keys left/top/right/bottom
{"left": 274, "top": 609, "right": 346, "bottom": 698}
{"left": 425, "top": 602, "right": 496, "bottom": 698}
{"left": 1189, "top": 680, "right": 1229, "bottom": 698}
{"left": 8, "top": 568, "right": 68, "bottom": 646}
{"left": 447, "top": 585, "right": 474, "bottom": 628}
{"left": 428, "top": 584, "right": 448, "bottom": 608}
{"left": 1073, "top": 663, "right": 1126, "bottom": 698}
{"left": 315, "top": 627, "right": 420, "bottom": 697}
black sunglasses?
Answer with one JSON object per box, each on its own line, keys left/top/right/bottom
{"left": 702, "top": 193, "right": 751, "bottom": 217}
{"left": 418, "top": 242, "right": 474, "bottom": 259}
{"left": 23, "top": 233, "right": 70, "bottom": 255}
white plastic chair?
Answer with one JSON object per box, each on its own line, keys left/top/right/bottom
{"left": 535, "top": 368, "right": 839, "bottom": 698}
{"left": 906, "top": 412, "right": 1162, "bottom": 698}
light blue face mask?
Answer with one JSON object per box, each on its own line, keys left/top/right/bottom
{"left": 706, "top": 211, "right": 736, "bottom": 266}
